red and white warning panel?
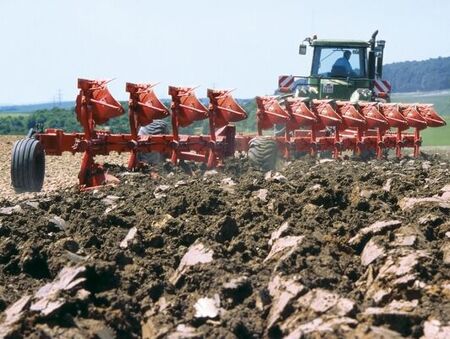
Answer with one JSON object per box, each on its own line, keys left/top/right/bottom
{"left": 278, "top": 75, "right": 308, "bottom": 93}
{"left": 373, "top": 78, "right": 392, "bottom": 95}
{"left": 278, "top": 75, "right": 295, "bottom": 90}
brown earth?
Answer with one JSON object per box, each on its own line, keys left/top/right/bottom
{"left": 0, "top": 135, "right": 450, "bottom": 338}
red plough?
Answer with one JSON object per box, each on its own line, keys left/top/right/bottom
{"left": 126, "top": 82, "right": 170, "bottom": 170}
{"left": 254, "top": 96, "right": 446, "bottom": 160}
{"left": 10, "top": 79, "right": 446, "bottom": 192}
{"left": 15, "top": 79, "right": 248, "bottom": 190}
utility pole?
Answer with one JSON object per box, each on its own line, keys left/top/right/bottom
{"left": 57, "top": 89, "right": 62, "bottom": 107}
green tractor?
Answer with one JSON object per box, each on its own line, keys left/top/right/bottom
{"left": 246, "top": 30, "right": 444, "bottom": 168}
{"left": 278, "top": 30, "right": 391, "bottom": 102}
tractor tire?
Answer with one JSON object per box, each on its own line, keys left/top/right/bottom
{"left": 138, "top": 119, "right": 169, "bottom": 136}
{"left": 11, "top": 138, "right": 45, "bottom": 193}
{"left": 248, "top": 137, "right": 279, "bottom": 171}
{"left": 138, "top": 119, "right": 170, "bottom": 165}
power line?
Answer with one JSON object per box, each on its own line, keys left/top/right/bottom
{"left": 57, "top": 88, "right": 62, "bottom": 106}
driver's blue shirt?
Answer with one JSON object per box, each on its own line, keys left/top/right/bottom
{"left": 333, "top": 57, "right": 353, "bottom": 73}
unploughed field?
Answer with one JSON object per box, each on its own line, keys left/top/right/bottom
{"left": 0, "top": 134, "right": 449, "bottom": 338}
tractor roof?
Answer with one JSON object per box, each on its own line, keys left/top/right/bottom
{"left": 312, "top": 39, "right": 370, "bottom": 48}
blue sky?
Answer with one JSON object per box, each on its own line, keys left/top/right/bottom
{"left": 1, "top": 0, "right": 449, "bottom": 104}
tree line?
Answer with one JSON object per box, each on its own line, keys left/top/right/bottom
{"left": 0, "top": 101, "right": 258, "bottom": 136}
{"left": 0, "top": 108, "right": 81, "bottom": 135}
{"left": 384, "top": 56, "right": 450, "bottom": 93}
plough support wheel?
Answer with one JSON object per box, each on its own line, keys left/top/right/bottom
{"left": 11, "top": 138, "right": 45, "bottom": 193}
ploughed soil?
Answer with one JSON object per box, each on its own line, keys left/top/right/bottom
{"left": 0, "top": 154, "right": 449, "bottom": 338}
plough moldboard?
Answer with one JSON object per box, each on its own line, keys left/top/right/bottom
{"left": 255, "top": 96, "right": 446, "bottom": 159}
{"left": 10, "top": 78, "right": 446, "bottom": 192}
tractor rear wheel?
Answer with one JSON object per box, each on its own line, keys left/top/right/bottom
{"left": 11, "top": 138, "right": 45, "bottom": 193}
{"left": 248, "top": 137, "right": 279, "bottom": 171}
{"left": 138, "top": 119, "right": 170, "bottom": 165}
{"left": 138, "top": 119, "right": 169, "bottom": 136}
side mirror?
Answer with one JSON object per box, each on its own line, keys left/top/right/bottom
{"left": 299, "top": 44, "right": 307, "bottom": 55}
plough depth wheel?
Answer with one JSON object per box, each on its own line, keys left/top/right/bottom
{"left": 11, "top": 138, "right": 45, "bottom": 193}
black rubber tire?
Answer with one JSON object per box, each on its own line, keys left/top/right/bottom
{"left": 11, "top": 138, "right": 45, "bottom": 193}
{"left": 248, "top": 137, "right": 279, "bottom": 171}
{"left": 138, "top": 119, "right": 169, "bottom": 136}
{"left": 138, "top": 119, "right": 170, "bottom": 165}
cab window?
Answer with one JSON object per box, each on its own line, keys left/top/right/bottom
{"left": 311, "top": 47, "right": 366, "bottom": 78}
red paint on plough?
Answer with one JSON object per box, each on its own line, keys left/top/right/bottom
{"left": 20, "top": 79, "right": 446, "bottom": 190}
{"left": 254, "top": 96, "right": 446, "bottom": 160}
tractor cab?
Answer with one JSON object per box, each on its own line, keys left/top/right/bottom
{"left": 281, "top": 31, "right": 389, "bottom": 101}
{"left": 310, "top": 41, "right": 368, "bottom": 79}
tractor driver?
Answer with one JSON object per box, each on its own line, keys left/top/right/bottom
{"left": 331, "top": 50, "right": 353, "bottom": 76}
